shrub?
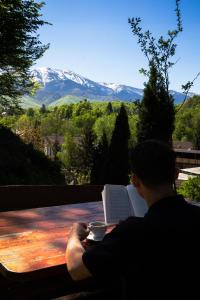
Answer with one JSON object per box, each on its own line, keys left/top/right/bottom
{"left": 178, "top": 176, "right": 200, "bottom": 202}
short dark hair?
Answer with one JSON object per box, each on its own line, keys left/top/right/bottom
{"left": 130, "top": 140, "right": 176, "bottom": 187}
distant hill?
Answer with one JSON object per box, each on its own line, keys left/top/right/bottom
{"left": 49, "top": 95, "right": 86, "bottom": 106}
{"left": 20, "top": 95, "right": 41, "bottom": 109}
{"left": 27, "top": 67, "right": 196, "bottom": 106}
{"left": 182, "top": 95, "right": 200, "bottom": 109}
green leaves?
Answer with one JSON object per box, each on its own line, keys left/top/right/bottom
{"left": 178, "top": 176, "right": 200, "bottom": 202}
{"left": 0, "top": 0, "right": 50, "bottom": 110}
{"left": 128, "top": 0, "right": 183, "bottom": 92}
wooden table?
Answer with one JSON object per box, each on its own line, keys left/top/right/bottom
{"left": 0, "top": 201, "right": 104, "bottom": 283}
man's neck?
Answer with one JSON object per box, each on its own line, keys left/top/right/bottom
{"left": 143, "top": 185, "right": 176, "bottom": 208}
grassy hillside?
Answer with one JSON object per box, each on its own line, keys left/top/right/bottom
{"left": 20, "top": 96, "right": 41, "bottom": 108}
{"left": 48, "top": 95, "right": 87, "bottom": 106}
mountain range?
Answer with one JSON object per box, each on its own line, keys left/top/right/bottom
{"left": 21, "top": 67, "right": 196, "bottom": 107}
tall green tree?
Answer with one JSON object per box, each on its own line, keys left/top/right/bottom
{"left": 79, "top": 125, "right": 96, "bottom": 178}
{"left": 0, "top": 0, "right": 49, "bottom": 111}
{"left": 137, "top": 64, "right": 175, "bottom": 144}
{"left": 106, "top": 102, "right": 113, "bottom": 115}
{"left": 40, "top": 104, "right": 47, "bottom": 114}
{"left": 128, "top": 0, "right": 199, "bottom": 144}
{"left": 104, "top": 104, "right": 130, "bottom": 185}
{"left": 90, "top": 131, "right": 109, "bottom": 184}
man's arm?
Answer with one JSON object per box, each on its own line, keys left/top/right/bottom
{"left": 66, "top": 222, "right": 92, "bottom": 281}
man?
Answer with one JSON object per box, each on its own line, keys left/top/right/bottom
{"left": 66, "top": 140, "right": 200, "bottom": 299}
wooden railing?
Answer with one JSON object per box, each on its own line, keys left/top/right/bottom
{"left": 0, "top": 185, "right": 103, "bottom": 212}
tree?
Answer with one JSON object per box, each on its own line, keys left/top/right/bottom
{"left": 128, "top": 0, "right": 199, "bottom": 144}
{"left": 104, "top": 104, "right": 130, "bottom": 185}
{"left": 106, "top": 102, "right": 113, "bottom": 115}
{"left": 137, "top": 64, "right": 175, "bottom": 144}
{"left": 90, "top": 131, "right": 109, "bottom": 184}
{"left": 178, "top": 176, "right": 200, "bottom": 202}
{"left": 0, "top": 0, "right": 49, "bottom": 111}
{"left": 93, "top": 114, "right": 116, "bottom": 143}
{"left": 40, "top": 104, "right": 47, "bottom": 114}
{"left": 0, "top": 125, "right": 64, "bottom": 184}
{"left": 26, "top": 108, "right": 35, "bottom": 118}
{"left": 192, "top": 114, "right": 200, "bottom": 150}
{"left": 15, "top": 114, "right": 44, "bottom": 151}
{"left": 79, "top": 125, "right": 96, "bottom": 178}
{"left": 128, "top": 0, "right": 182, "bottom": 94}
{"left": 173, "top": 109, "right": 193, "bottom": 141}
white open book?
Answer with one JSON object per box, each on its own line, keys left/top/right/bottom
{"left": 102, "top": 184, "right": 148, "bottom": 224}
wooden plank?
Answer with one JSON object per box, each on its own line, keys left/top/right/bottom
{"left": 0, "top": 202, "right": 104, "bottom": 229}
{"left": 0, "top": 185, "right": 103, "bottom": 211}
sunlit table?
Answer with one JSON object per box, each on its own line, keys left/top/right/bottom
{"left": 0, "top": 201, "right": 105, "bottom": 283}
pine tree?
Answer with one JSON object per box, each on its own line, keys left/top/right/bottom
{"left": 79, "top": 126, "right": 96, "bottom": 178}
{"left": 40, "top": 104, "right": 47, "bottom": 114}
{"left": 90, "top": 131, "right": 109, "bottom": 184}
{"left": 106, "top": 102, "right": 113, "bottom": 115}
{"left": 104, "top": 104, "right": 130, "bottom": 185}
{"left": 137, "top": 64, "right": 175, "bottom": 145}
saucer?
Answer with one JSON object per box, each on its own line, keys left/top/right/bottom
{"left": 87, "top": 232, "right": 104, "bottom": 241}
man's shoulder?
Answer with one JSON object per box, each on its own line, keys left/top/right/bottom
{"left": 186, "top": 200, "right": 200, "bottom": 220}
{"left": 109, "top": 216, "right": 145, "bottom": 237}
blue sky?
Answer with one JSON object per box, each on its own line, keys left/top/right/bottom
{"left": 35, "top": 0, "right": 200, "bottom": 94}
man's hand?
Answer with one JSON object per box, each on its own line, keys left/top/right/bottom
{"left": 68, "top": 222, "right": 89, "bottom": 241}
{"left": 66, "top": 222, "right": 91, "bottom": 280}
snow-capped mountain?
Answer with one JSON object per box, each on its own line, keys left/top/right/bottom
{"left": 30, "top": 67, "right": 195, "bottom": 105}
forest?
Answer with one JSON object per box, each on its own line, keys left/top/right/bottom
{"left": 0, "top": 95, "right": 199, "bottom": 185}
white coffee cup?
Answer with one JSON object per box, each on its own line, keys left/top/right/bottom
{"left": 87, "top": 221, "right": 107, "bottom": 241}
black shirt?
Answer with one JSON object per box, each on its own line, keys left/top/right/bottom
{"left": 83, "top": 195, "right": 200, "bottom": 299}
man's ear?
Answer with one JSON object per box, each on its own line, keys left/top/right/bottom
{"left": 131, "top": 174, "right": 140, "bottom": 188}
{"left": 175, "top": 167, "right": 180, "bottom": 180}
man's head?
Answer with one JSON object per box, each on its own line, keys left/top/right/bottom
{"left": 130, "top": 140, "right": 178, "bottom": 202}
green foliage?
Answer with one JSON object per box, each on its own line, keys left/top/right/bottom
{"left": 0, "top": 101, "right": 139, "bottom": 184}
{"left": 173, "top": 98, "right": 200, "bottom": 149}
{"left": 72, "top": 99, "right": 92, "bottom": 116}
{"left": 49, "top": 95, "right": 85, "bottom": 106}
{"left": 137, "top": 64, "right": 175, "bottom": 144}
{"left": 93, "top": 114, "right": 116, "bottom": 143}
{"left": 40, "top": 114, "right": 66, "bottom": 136}
{"left": 106, "top": 102, "right": 113, "bottom": 115}
{"left": 128, "top": 0, "right": 182, "bottom": 92}
{"left": 178, "top": 177, "right": 200, "bottom": 202}
{"left": 0, "top": 115, "right": 18, "bottom": 129}
{"left": 73, "top": 113, "right": 96, "bottom": 131}
{"left": 26, "top": 108, "right": 35, "bottom": 118}
{"left": 173, "top": 109, "right": 193, "bottom": 141}
{"left": 20, "top": 96, "right": 41, "bottom": 109}
{"left": 128, "top": 0, "right": 199, "bottom": 144}
{"left": 192, "top": 114, "right": 200, "bottom": 150}
{"left": 90, "top": 131, "right": 109, "bottom": 184}
{"left": 182, "top": 95, "right": 200, "bottom": 110}
{"left": 40, "top": 104, "right": 47, "bottom": 114}
{"left": 57, "top": 127, "right": 96, "bottom": 184}
{"left": 15, "top": 114, "right": 44, "bottom": 151}
{"left": 0, "top": 125, "right": 64, "bottom": 184}
{"left": 128, "top": 115, "right": 138, "bottom": 146}
{"left": 57, "top": 133, "right": 80, "bottom": 172}
{"left": 0, "top": 0, "right": 50, "bottom": 110}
